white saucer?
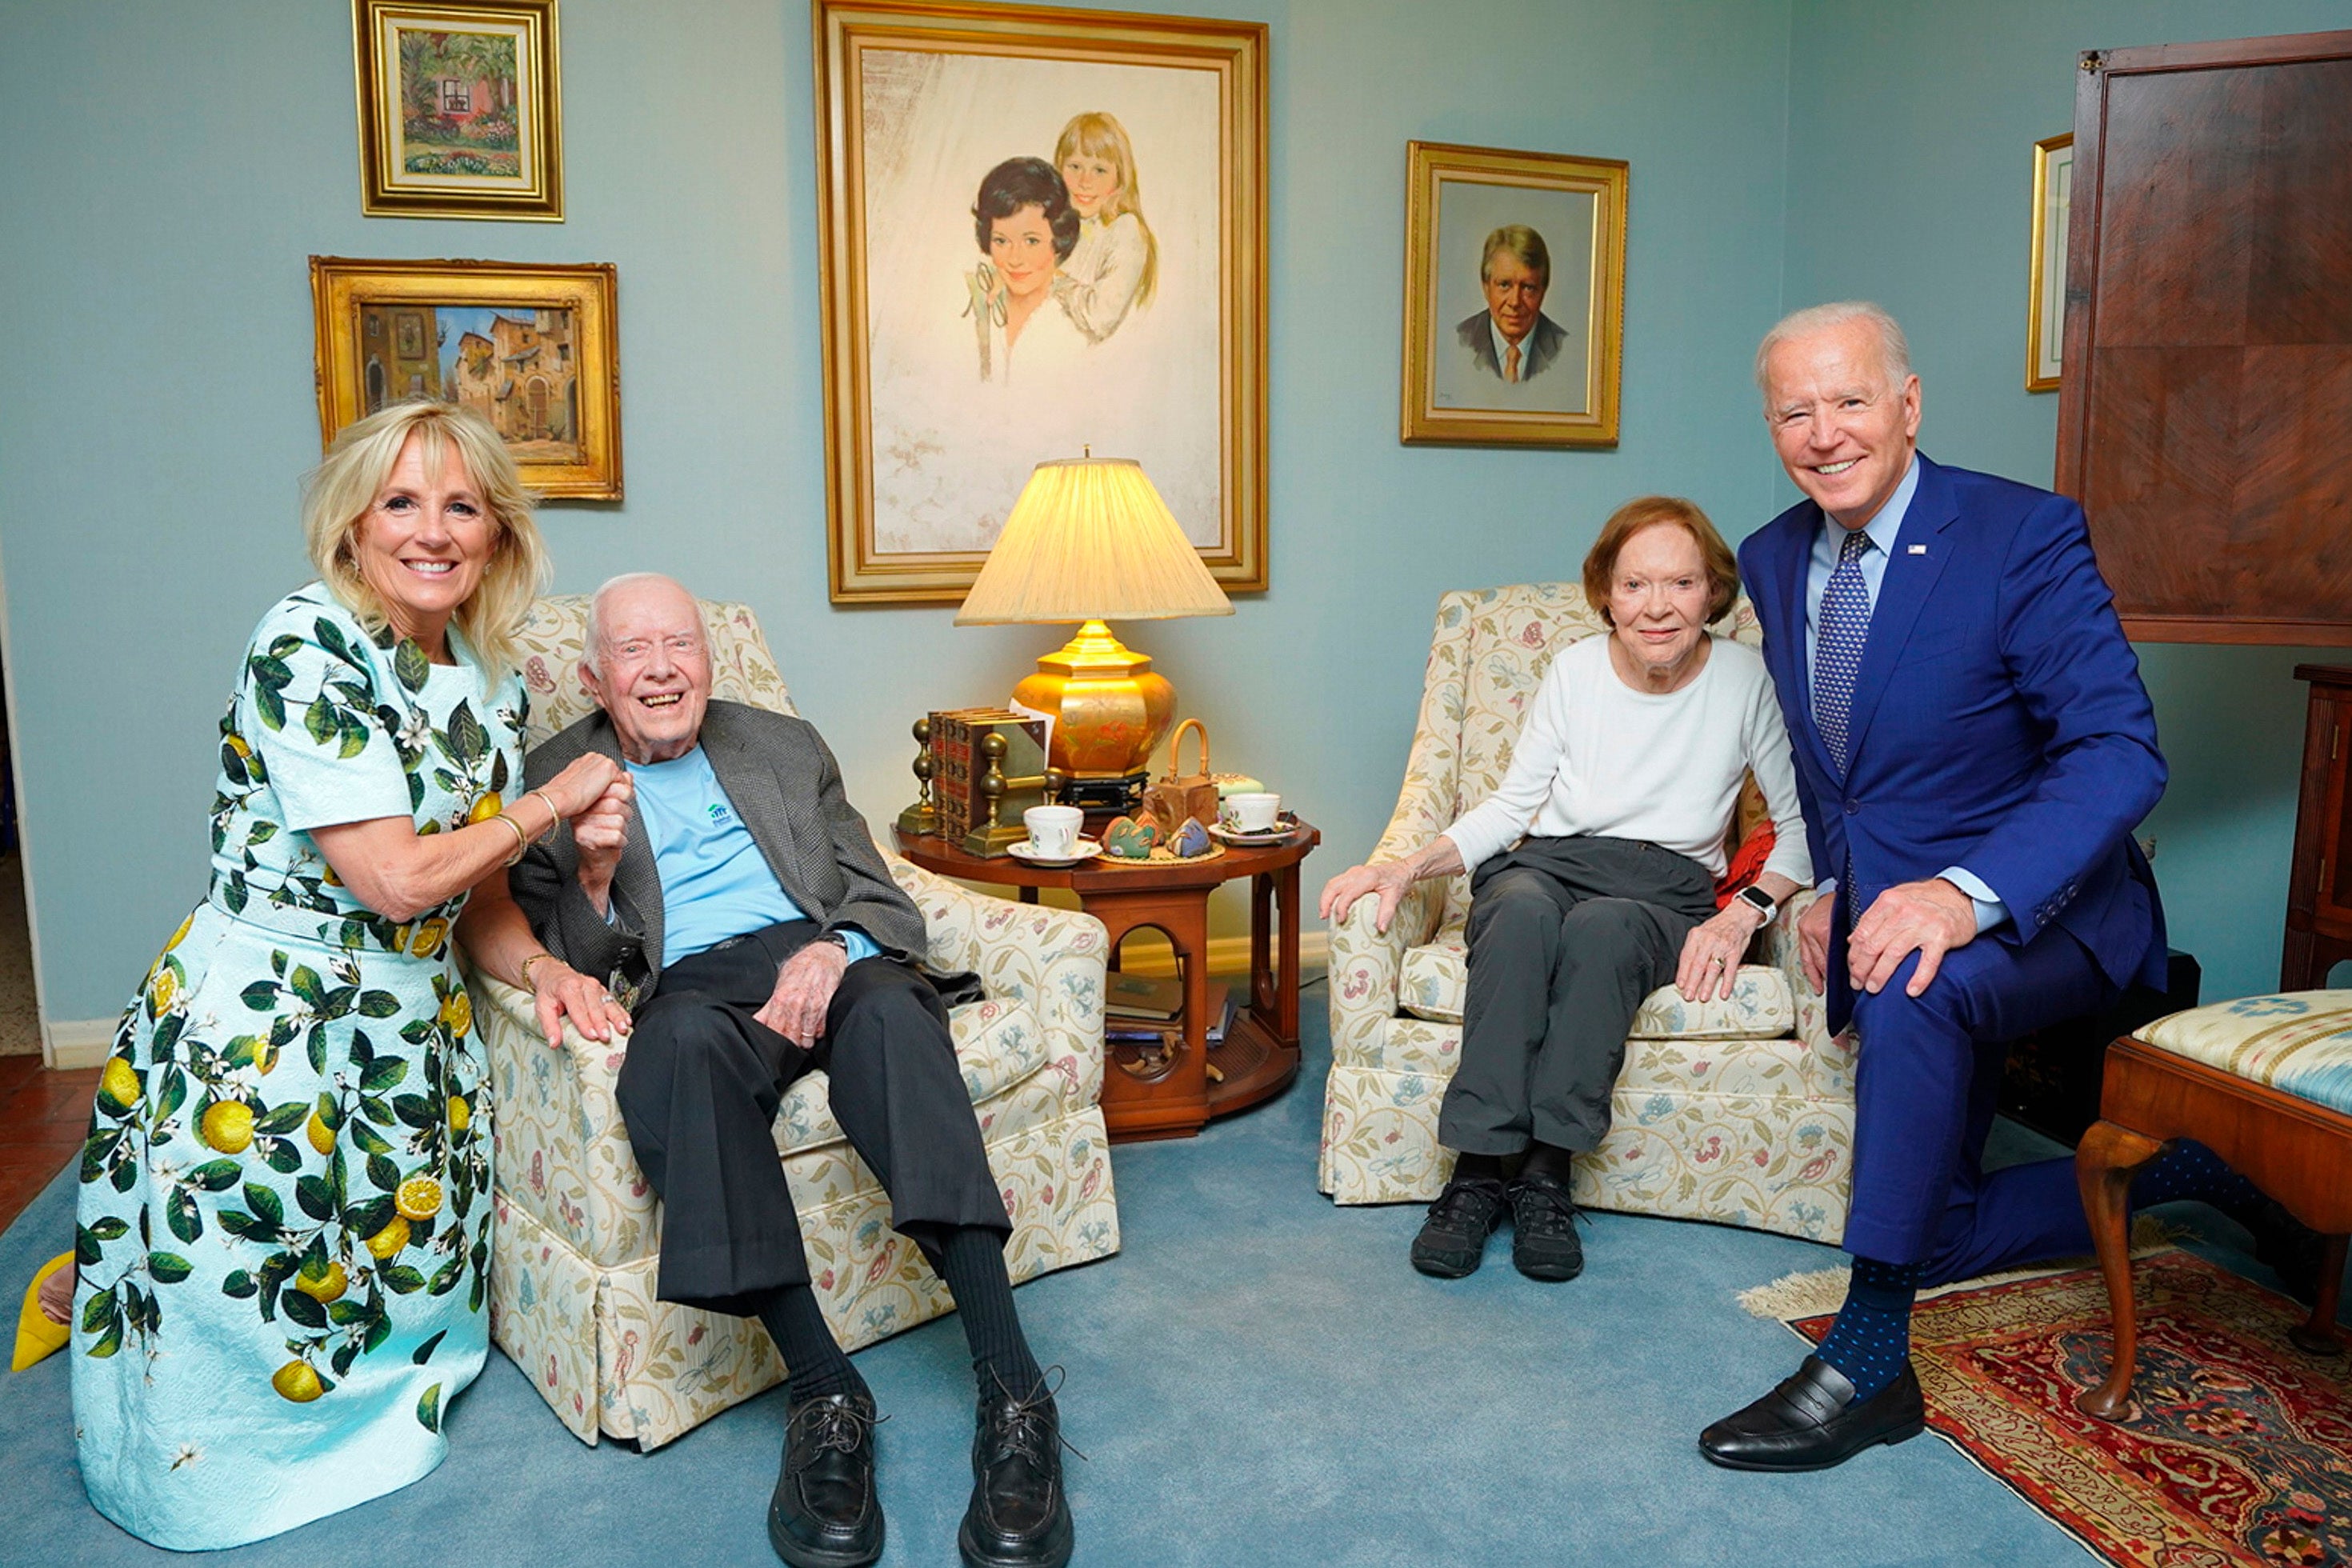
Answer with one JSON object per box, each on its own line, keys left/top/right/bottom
{"left": 1006, "top": 840, "right": 1103, "bottom": 867}
{"left": 1209, "top": 822, "right": 1294, "bottom": 845}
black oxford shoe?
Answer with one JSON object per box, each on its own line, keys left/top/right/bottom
{"left": 959, "top": 1378, "right": 1075, "bottom": 1568}
{"left": 1698, "top": 1356, "right": 1926, "bottom": 1472}
{"left": 769, "top": 1391, "right": 884, "bottom": 1568}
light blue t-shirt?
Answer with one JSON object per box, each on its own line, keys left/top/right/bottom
{"left": 626, "top": 746, "right": 880, "bottom": 964}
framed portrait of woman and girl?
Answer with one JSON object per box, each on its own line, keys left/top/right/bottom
{"left": 814, "top": 1, "right": 1269, "bottom": 603}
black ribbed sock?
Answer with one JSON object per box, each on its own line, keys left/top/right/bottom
{"left": 753, "top": 1283, "right": 870, "bottom": 1405}
{"left": 1518, "top": 1141, "right": 1576, "bottom": 1184}
{"left": 935, "top": 1226, "right": 1045, "bottom": 1400}
{"left": 1450, "top": 1150, "right": 1506, "bottom": 1187}
{"left": 1814, "top": 1256, "right": 1922, "bottom": 1402}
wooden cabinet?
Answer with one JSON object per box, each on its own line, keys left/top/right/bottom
{"left": 2282, "top": 666, "right": 2352, "bottom": 990}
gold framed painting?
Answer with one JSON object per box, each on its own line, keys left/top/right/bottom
{"left": 1400, "top": 141, "right": 1627, "bottom": 448}
{"left": 353, "top": 0, "right": 563, "bottom": 222}
{"left": 2026, "top": 132, "right": 2073, "bottom": 393}
{"left": 310, "top": 256, "right": 621, "bottom": 499}
{"left": 814, "top": 0, "right": 1269, "bottom": 604}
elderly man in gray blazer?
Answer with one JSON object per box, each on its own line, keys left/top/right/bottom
{"left": 502, "top": 573, "right": 1073, "bottom": 1568}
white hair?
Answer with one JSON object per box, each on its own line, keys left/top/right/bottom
{"left": 1754, "top": 301, "right": 1914, "bottom": 407}
{"left": 584, "top": 572, "right": 700, "bottom": 670}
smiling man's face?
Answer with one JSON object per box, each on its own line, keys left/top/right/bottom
{"left": 582, "top": 578, "right": 711, "bottom": 765}
{"left": 1763, "top": 318, "right": 1921, "bottom": 532}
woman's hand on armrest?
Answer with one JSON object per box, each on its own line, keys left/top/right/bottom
{"left": 1318, "top": 836, "right": 1466, "bottom": 934}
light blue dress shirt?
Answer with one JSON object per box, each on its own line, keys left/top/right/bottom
{"left": 624, "top": 747, "right": 881, "bottom": 964}
{"left": 1802, "top": 456, "right": 2009, "bottom": 934}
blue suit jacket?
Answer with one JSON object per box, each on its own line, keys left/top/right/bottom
{"left": 1736, "top": 454, "right": 2168, "bottom": 1034}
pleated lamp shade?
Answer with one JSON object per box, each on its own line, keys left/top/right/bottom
{"left": 954, "top": 458, "right": 1233, "bottom": 625}
{"left": 954, "top": 457, "right": 1230, "bottom": 791}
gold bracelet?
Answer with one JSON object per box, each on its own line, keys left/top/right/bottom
{"left": 488, "top": 811, "right": 530, "bottom": 866}
{"left": 527, "top": 788, "right": 561, "bottom": 841}
{"left": 519, "top": 951, "right": 555, "bottom": 990}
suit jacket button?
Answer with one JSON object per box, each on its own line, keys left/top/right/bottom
{"left": 1842, "top": 799, "right": 1858, "bottom": 815}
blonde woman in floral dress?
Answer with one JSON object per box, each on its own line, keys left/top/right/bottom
{"left": 72, "top": 401, "right": 628, "bottom": 1550}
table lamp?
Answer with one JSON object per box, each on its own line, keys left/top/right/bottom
{"left": 955, "top": 456, "right": 1232, "bottom": 812}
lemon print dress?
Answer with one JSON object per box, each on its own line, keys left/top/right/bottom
{"left": 73, "top": 585, "right": 522, "bottom": 1550}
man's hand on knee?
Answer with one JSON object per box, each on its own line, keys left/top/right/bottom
{"left": 1848, "top": 878, "right": 1978, "bottom": 998}
{"left": 756, "top": 939, "right": 848, "bottom": 1044}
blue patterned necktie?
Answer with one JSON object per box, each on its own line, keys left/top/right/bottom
{"left": 1814, "top": 525, "right": 1875, "bottom": 773}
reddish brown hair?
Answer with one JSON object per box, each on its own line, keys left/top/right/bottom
{"left": 1582, "top": 495, "right": 1740, "bottom": 626}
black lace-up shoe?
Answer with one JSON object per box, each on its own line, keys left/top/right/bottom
{"left": 1410, "top": 1175, "right": 1508, "bottom": 1278}
{"left": 1507, "top": 1170, "right": 1585, "bottom": 1282}
{"left": 769, "top": 1391, "right": 883, "bottom": 1567}
{"left": 959, "top": 1374, "right": 1075, "bottom": 1568}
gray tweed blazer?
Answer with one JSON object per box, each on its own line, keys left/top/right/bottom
{"left": 511, "top": 699, "right": 925, "bottom": 1001}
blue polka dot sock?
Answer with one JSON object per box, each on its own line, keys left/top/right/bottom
{"left": 2130, "top": 1138, "right": 2258, "bottom": 1216}
{"left": 1814, "top": 1257, "right": 1922, "bottom": 1402}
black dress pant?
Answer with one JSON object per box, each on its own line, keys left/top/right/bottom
{"left": 614, "top": 919, "right": 1010, "bottom": 1315}
{"left": 1438, "top": 836, "right": 1720, "bottom": 1158}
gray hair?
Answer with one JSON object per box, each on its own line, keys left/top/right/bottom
{"left": 1754, "top": 301, "right": 1914, "bottom": 407}
{"left": 1479, "top": 224, "right": 1551, "bottom": 288}
{"left": 584, "top": 571, "right": 700, "bottom": 670}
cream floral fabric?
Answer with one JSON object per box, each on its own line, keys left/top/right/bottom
{"left": 477, "top": 598, "right": 1119, "bottom": 1447}
{"left": 1322, "top": 584, "right": 1852, "bottom": 1240}
{"left": 2134, "top": 990, "right": 2352, "bottom": 1118}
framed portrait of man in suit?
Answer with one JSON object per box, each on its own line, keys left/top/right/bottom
{"left": 1399, "top": 142, "right": 1626, "bottom": 447}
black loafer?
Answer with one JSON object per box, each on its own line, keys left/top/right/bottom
{"left": 769, "top": 1391, "right": 884, "bottom": 1568}
{"left": 1507, "top": 1171, "right": 1584, "bottom": 1282}
{"left": 1411, "top": 1175, "right": 1508, "bottom": 1278}
{"left": 1698, "top": 1356, "right": 1926, "bottom": 1472}
{"left": 959, "top": 1377, "right": 1074, "bottom": 1568}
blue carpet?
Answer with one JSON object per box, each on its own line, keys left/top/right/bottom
{"left": 2, "top": 986, "right": 2336, "bottom": 1565}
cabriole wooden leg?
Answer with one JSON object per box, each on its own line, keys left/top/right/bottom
{"left": 2290, "top": 1234, "right": 2349, "bottom": 1357}
{"left": 2074, "top": 1118, "right": 2166, "bottom": 1421}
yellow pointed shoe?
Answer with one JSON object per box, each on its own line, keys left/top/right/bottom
{"left": 12, "top": 1251, "right": 74, "bottom": 1370}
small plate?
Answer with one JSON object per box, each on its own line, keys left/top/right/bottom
{"left": 1209, "top": 816, "right": 1298, "bottom": 845}
{"left": 1006, "top": 840, "right": 1103, "bottom": 867}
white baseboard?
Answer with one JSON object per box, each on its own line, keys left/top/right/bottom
{"left": 1112, "top": 930, "right": 1329, "bottom": 980}
{"left": 45, "top": 1017, "right": 115, "bottom": 1070}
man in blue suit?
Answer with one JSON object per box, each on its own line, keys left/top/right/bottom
{"left": 1699, "top": 302, "right": 2246, "bottom": 1473}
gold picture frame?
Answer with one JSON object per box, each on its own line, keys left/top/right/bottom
{"left": 814, "top": 0, "right": 1269, "bottom": 605}
{"left": 1401, "top": 141, "right": 1626, "bottom": 447}
{"left": 310, "top": 256, "right": 622, "bottom": 499}
{"left": 2026, "top": 132, "right": 2073, "bottom": 393}
{"left": 354, "top": 0, "right": 563, "bottom": 222}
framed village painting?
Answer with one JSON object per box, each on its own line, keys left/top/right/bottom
{"left": 353, "top": 0, "right": 564, "bottom": 222}
{"left": 310, "top": 256, "right": 621, "bottom": 498}
{"left": 1400, "top": 141, "right": 1627, "bottom": 447}
{"left": 814, "top": 1, "right": 1269, "bottom": 603}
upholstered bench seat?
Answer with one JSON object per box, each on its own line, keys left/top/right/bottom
{"left": 2133, "top": 990, "right": 2352, "bottom": 1118}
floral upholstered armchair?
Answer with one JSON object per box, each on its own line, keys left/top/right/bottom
{"left": 474, "top": 596, "right": 1119, "bottom": 1449}
{"left": 1320, "top": 583, "right": 1853, "bottom": 1242}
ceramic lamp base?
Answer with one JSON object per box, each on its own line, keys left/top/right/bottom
{"left": 1010, "top": 619, "right": 1178, "bottom": 783}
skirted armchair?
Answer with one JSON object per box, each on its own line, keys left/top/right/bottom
{"left": 1320, "top": 583, "right": 1854, "bottom": 1242}
{"left": 474, "top": 596, "right": 1119, "bottom": 1449}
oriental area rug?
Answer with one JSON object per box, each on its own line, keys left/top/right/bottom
{"left": 1744, "top": 1249, "right": 2351, "bottom": 1568}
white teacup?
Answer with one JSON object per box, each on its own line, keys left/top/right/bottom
{"left": 1222, "top": 792, "right": 1281, "bottom": 833}
{"left": 1024, "top": 804, "right": 1083, "bottom": 858}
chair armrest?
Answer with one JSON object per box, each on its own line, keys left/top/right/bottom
{"left": 1754, "top": 886, "right": 1846, "bottom": 1067}
{"left": 1327, "top": 871, "right": 1446, "bottom": 1058}
{"left": 885, "top": 850, "right": 1112, "bottom": 1110}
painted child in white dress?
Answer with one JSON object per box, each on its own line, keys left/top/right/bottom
{"left": 1051, "top": 112, "right": 1158, "bottom": 346}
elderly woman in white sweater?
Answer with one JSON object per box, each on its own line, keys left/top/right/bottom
{"left": 1321, "top": 495, "right": 1812, "bottom": 1284}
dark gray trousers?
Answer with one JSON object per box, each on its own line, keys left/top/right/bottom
{"left": 1438, "top": 835, "right": 1721, "bottom": 1157}
{"left": 614, "top": 918, "right": 1010, "bottom": 1314}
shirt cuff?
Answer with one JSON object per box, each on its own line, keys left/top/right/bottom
{"left": 834, "top": 926, "right": 882, "bottom": 965}
{"left": 1937, "top": 866, "right": 2010, "bottom": 935}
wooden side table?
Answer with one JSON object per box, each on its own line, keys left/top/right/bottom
{"left": 2282, "top": 666, "right": 2352, "bottom": 990}
{"left": 894, "top": 823, "right": 1319, "bottom": 1141}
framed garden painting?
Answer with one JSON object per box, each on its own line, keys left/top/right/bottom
{"left": 1399, "top": 141, "right": 1627, "bottom": 448}
{"left": 814, "top": 0, "right": 1269, "bottom": 604}
{"left": 310, "top": 256, "right": 621, "bottom": 498}
{"left": 354, "top": 0, "right": 564, "bottom": 222}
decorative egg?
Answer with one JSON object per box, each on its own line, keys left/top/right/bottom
{"left": 1102, "top": 815, "right": 1158, "bottom": 858}
{"left": 1171, "top": 818, "right": 1213, "bottom": 858}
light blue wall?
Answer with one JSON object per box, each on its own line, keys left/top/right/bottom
{"left": 3, "top": 0, "right": 2338, "bottom": 1023}
{"left": 1781, "top": 0, "right": 2352, "bottom": 999}
{"left": 0, "top": 0, "right": 1794, "bottom": 1022}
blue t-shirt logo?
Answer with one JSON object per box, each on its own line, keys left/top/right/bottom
{"left": 707, "top": 802, "right": 730, "bottom": 824}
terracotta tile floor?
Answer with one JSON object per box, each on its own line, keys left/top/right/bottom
{"left": 0, "top": 1058, "right": 96, "bottom": 1234}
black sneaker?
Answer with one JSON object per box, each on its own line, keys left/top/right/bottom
{"left": 1508, "top": 1170, "right": 1585, "bottom": 1282}
{"left": 959, "top": 1373, "right": 1075, "bottom": 1568}
{"left": 769, "top": 1390, "right": 884, "bottom": 1568}
{"left": 1410, "top": 1174, "right": 1508, "bottom": 1278}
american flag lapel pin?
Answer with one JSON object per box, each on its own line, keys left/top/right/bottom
{"left": 1907, "top": 543, "right": 1927, "bottom": 554}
